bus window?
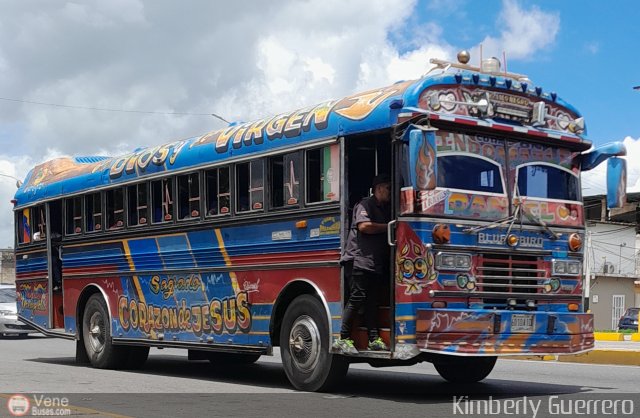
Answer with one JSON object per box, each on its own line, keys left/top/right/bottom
{"left": 151, "top": 178, "right": 174, "bottom": 223}
{"left": 85, "top": 192, "right": 102, "bottom": 232}
{"left": 270, "top": 152, "right": 301, "bottom": 208}
{"left": 178, "top": 173, "right": 200, "bottom": 220}
{"left": 205, "top": 167, "right": 230, "bottom": 216}
{"left": 236, "top": 160, "right": 264, "bottom": 213}
{"left": 306, "top": 145, "right": 339, "bottom": 203}
{"left": 128, "top": 183, "right": 149, "bottom": 226}
{"left": 33, "top": 205, "right": 46, "bottom": 241}
{"left": 106, "top": 188, "right": 124, "bottom": 230}
{"left": 17, "top": 208, "right": 32, "bottom": 244}
{"left": 65, "top": 197, "right": 83, "bottom": 235}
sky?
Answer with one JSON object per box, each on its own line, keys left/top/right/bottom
{"left": 0, "top": 0, "right": 638, "bottom": 247}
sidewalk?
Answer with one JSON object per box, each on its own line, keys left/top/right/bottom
{"left": 508, "top": 339, "right": 640, "bottom": 366}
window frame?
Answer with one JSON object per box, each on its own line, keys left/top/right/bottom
{"left": 435, "top": 152, "right": 507, "bottom": 197}
{"left": 177, "top": 172, "right": 202, "bottom": 221}
{"left": 305, "top": 144, "right": 340, "bottom": 206}
{"left": 235, "top": 159, "right": 265, "bottom": 214}
{"left": 151, "top": 177, "right": 176, "bottom": 224}
{"left": 84, "top": 192, "right": 104, "bottom": 233}
{"left": 204, "top": 166, "right": 232, "bottom": 217}
{"left": 64, "top": 196, "right": 84, "bottom": 236}
{"left": 127, "top": 182, "right": 149, "bottom": 228}
{"left": 513, "top": 162, "right": 581, "bottom": 203}
{"left": 269, "top": 150, "right": 302, "bottom": 210}
{"left": 105, "top": 187, "right": 126, "bottom": 231}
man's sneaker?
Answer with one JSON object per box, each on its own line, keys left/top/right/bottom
{"left": 332, "top": 338, "right": 358, "bottom": 355}
{"left": 367, "top": 337, "right": 388, "bottom": 351}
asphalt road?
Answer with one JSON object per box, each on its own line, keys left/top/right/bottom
{"left": 0, "top": 335, "right": 639, "bottom": 418}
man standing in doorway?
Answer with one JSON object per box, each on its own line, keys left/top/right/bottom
{"left": 334, "top": 173, "right": 391, "bottom": 353}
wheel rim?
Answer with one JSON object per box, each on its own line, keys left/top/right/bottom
{"left": 288, "top": 315, "right": 321, "bottom": 372}
{"left": 88, "top": 310, "right": 106, "bottom": 355}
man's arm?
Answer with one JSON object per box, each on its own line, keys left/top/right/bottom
{"left": 357, "top": 221, "right": 387, "bottom": 234}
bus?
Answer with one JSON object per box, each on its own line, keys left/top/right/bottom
{"left": 14, "top": 51, "right": 627, "bottom": 392}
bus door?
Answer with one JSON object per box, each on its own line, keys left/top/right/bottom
{"left": 46, "top": 200, "right": 64, "bottom": 329}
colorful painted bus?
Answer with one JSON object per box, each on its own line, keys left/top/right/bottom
{"left": 15, "top": 51, "right": 627, "bottom": 391}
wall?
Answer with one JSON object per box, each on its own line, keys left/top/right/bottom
{"left": 0, "top": 248, "right": 15, "bottom": 285}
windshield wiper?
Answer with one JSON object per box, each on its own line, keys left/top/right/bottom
{"left": 519, "top": 202, "right": 560, "bottom": 240}
{"left": 463, "top": 207, "right": 519, "bottom": 234}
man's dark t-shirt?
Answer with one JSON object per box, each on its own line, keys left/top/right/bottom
{"left": 341, "top": 196, "right": 391, "bottom": 275}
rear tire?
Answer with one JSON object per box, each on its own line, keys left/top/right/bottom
{"left": 125, "top": 346, "right": 150, "bottom": 369}
{"left": 280, "top": 295, "right": 348, "bottom": 391}
{"left": 433, "top": 356, "right": 497, "bottom": 383}
{"left": 82, "top": 294, "right": 127, "bottom": 369}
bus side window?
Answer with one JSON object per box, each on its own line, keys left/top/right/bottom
{"left": 85, "top": 192, "right": 102, "bottom": 232}
{"left": 34, "top": 205, "right": 46, "bottom": 240}
{"left": 106, "top": 188, "right": 124, "bottom": 230}
{"left": 270, "top": 152, "right": 301, "bottom": 208}
{"left": 17, "top": 208, "right": 32, "bottom": 244}
{"left": 65, "top": 197, "right": 83, "bottom": 235}
{"left": 128, "top": 183, "right": 148, "bottom": 226}
{"left": 178, "top": 173, "right": 200, "bottom": 220}
{"left": 306, "top": 145, "right": 339, "bottom": 204}
{"left": 151, "top": 178, "right": 174, "bottom": 223}
{"left": 205, "top": 167, "right": 230, "bottom": 216}
{"left": 236, "top": 160, "right": 264, "bottom": 213}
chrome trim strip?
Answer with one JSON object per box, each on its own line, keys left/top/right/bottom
{"left": 430, "top": 290, "right": 582, "bottom": 300}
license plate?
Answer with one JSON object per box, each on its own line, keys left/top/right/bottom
{"left": 511, "top": 314, "right": 535, "bottom": 332}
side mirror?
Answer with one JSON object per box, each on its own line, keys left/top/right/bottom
{"left": 606, "top": 157, "right": 627, "bottom": 209}
{"left": 408, "top": 128, "right": 437, "bottom": 191}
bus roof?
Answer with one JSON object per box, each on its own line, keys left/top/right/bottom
{"left": 14, "top": 67, "right": 589, "bottom": 208}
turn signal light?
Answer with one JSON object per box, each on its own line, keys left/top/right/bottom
{"left": 568, "top": 303, "right": 579, "bottom": 312}
{"left": 568, "top": 233, "right": 582, "bottom": 252}
{"left": 432, "top": 224, "right": 451, "bottom": 244}
{"left": 295, "top": 220, "right": 308, "bottom": 229}
{"left": 432, "top": 301, "right": 447, "bottom": 309}
{"left": 506, "top": 234, "right": 519, "bottom": 247}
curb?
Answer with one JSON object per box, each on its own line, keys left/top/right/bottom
{"left": 506, "top": 349, "right": 640, "bottom": 366}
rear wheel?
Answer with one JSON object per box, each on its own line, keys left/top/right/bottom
{"left": 280, "top": 295, "right": 348, "bottom": 391}
{"left": 433, "top": 356, "right": 497, "bottom": 383}
{"left": 82, "top": 294, "right": 127, "bottom": 369}
{"left": 125, "top": 346, "right": 150, "bottom": 369}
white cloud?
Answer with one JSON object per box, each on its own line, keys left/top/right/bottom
{"left": 582, "top": 136, "right": 640, "bottom": 196}
{"left": 474, "top": 0, "right": 560, "bottom": 61}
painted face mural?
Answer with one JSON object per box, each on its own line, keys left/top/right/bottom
{"left": 396, "top": 237, "right": 437, "bottom": 295}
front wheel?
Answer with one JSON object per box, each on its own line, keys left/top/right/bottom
{"left": 280, "top": 295, "right": 348, "bottom": 392}
{"left": 82, "top": 294, "right": 128, "bottom": 369}
{"left": 433, "top": 356, "right": 497, "bottom": 383}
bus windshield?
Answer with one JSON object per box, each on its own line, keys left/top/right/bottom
{"left": 437, "top": 155, "right": 503, "bottom": 194}
{"left": 516, "top": 164, "right": 580, "bottom": 201}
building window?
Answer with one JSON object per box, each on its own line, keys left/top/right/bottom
{"left": 270, "top": 152, "right": 301, "bottom": 208}
{"left": 128, "top": 183, "right": 148, "bottom": 227}
{"left": 236, "top": 160, "right": 264, "bottom": 213}
{"left": 85, "top": 192, "right": 103, "bottom": 232}
{"left": 205, "top": 167, "right": 230, "bottom": 216}
{"left": 65, "top": 197, "right": 83, "bottom": 235}
{"left": 106, "top": 188, "right": 124, "bottom": 230}
{"left": 178, "top": 173, "right": 200, "bottom": 220}
{"left": 151, "top": 178, "right": 174, "bottom": 223}
{"left": 306, "top": 145, "right": 339, "bottom": 203}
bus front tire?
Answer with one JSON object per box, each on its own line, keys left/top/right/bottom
{"left": 279, "top": 295, "right": 348, "bottom": 392}
{"left": 433, "top": 356, "right": 497, "bottom": 383}
{"left": 82, "top": 294, "right": 127, "bottom": 369}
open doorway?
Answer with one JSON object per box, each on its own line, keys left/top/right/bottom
{"left": 341, "top": 131, "right": 393, "bottom": 351}
{"left": 47, "top": 200, "right": 64, "bottom": 329}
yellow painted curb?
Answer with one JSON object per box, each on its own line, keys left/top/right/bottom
{"left": 631, "top": 333, "right": 640, "bottom": 342}
{"left": 557, "top": 349, "right": 640, "bottom": 366}
{"left": 504, "top": 355, "right": 557, "bottom": 361}
{"left": 594, "top": 332, "right": 624, "bottom": 341}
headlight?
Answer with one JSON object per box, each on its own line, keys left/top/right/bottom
{"left": 552, "top": 260, "right": 582, "bottom": 276}
{"left": 436, "top": 252, "right": 471, "bottom": 271}
{"left": 0, "top": 310, "right": 14, "bottom": 317}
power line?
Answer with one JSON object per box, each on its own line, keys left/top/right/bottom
{"left": 0, "top": 95, "right": 222, "bottom": 118}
